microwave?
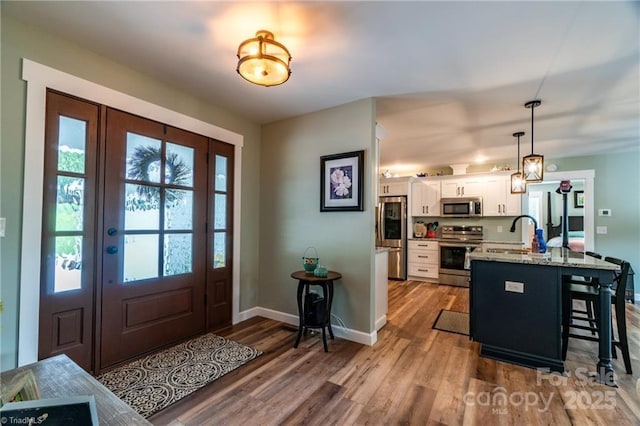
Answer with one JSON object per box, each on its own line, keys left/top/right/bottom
{"left": 440, "top": 197, "right": 483, "bottom": 218}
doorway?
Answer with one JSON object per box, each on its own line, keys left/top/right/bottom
{"left": 38, "top": 91, "right": 233, "bottom": 372}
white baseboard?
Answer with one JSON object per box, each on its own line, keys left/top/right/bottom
{"left": 238, "top": 306, "right": 378, "bottom": 346}
{"left": 375, "top": 315, "right": 387, "bottom": 331}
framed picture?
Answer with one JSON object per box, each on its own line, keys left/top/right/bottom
{"left": 320, "top": 150, "right": 364, "bottom": 212}
{"left": 574, "top": 190, "right": 584, "bottom": 208}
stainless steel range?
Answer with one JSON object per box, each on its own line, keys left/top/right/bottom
{"left": 439, "top": 225, "right": 483, "bottom": 287}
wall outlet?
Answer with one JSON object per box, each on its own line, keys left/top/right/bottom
{"left": 596, "top": 226, "right": 607, "bottom": 234}
{"left": 598, "top": 209, "right": 612, "bottom": 217}
{"left": 497, "top": 226, "right": 503, "bottom": 233}
{"left": 505, "top": 281, "right": 524, "bottom": 293}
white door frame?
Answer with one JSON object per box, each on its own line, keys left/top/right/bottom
{"left": 18, "top": 59, "right": 244, "bottom": 366}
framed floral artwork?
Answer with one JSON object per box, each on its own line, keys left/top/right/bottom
{"left": 320, "top": 150, "right": 364, "bottom": 212}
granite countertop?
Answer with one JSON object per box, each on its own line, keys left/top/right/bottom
{"left": 469, "top": 247, "right": 619, "bottom": 270}
{"left": 480, "top": 240, "right": 524, "bottom": 245}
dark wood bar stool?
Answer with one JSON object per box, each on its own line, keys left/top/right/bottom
{"left": 562, "top": 257, "right": 632, "bottom": 374}
{"left": 563, "top": 251, "right": 602, "bottom": 333}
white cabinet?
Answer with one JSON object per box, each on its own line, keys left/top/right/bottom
{"left": 411, "top": 180, "right": 440, "bottom": 216}
{"left": 379, "top": 177, "right": 409, "bottom": 196}
{"left": 408, "top": 240, "right": 439, "bottom": 280}
{"left": 440, "top": 177, "right": 484, "bottom": 198}
{"left": 484, "top": 175, "right": 522, "bottom": 216}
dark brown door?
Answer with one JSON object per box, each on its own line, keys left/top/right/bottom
{"left": 100, "top": 108, "right": 208, "bottom": 368}
{"left": 207, "top": 140, "right": 234, "bottom": 329}
{"left": 39, "top": 91, "right": 99, "bottom": 372}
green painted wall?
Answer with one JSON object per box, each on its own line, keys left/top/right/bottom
{"left": 0, "top": 15, "right": 262, "bottom": 370}
{"left": 260, "top": 99, "right": 377, "bottom": 334}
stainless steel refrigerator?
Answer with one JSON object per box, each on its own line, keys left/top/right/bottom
{"left": 376, "top": 196, "right": 407, "bottom": 280}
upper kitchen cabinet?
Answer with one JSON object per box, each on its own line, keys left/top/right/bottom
{"left": 440, "top": 177, "right": 484, "bottom": 198}
{"left": 484, "top": 174, "right": 522, "bottom": 216}
{"left": 379, "top": 177, "right": 410, "bottom": 196}
{"left": 411, "top": 179, "right": 440, "bottom": 216}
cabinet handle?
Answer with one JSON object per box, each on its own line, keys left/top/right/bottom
{"left": 418, "top": 269, "right": 430, "bottom": 272}
{"left": 461, "top": 186, "right": 465, "bottom": 196}
{"left": 503, "top": 204, "right": 506, "bottom": 213}
{"left": 426, "top": 206, "right": 429, "bottom": 214}
{"left": 418, "top": 255, "right": 429, "bottom": 258}
{"left": 422, "top": 206, "right": 425, "bottom": 214}
{"left": 418, "top": 244, "right": 429, "bottom": 247}
{"left": 456, "top": 187, "right": 460, "bottom": 196}
{"left": 498, "top": 204, "right": 501, "bottom": 213}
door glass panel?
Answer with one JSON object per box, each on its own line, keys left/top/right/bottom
{"left": 164, "top": 233, "right": 192, "bottom": 276}
{"left": 57, "top": 116, "right": 86, "bottom": 174}
{"left": 56, "top": 176, "right": 84, "bottom": 231}
{"left": 213, "top": 232, "right": 225, "bottom": 269}
{"left": 165, "top": 143, "right": 194, "bottom": 187}
{"left": 54, "top": 236, "right": 82, "bottom": 292}
{"left": 125, "top": 184, "right": 160, "bottom": 230}
{"left": 126, "top": 132, "right": 162, "bottom": 183}
{"left": 165, "top": 189, "right": 193, "bottom": 230}
{"left": 215, "top": 155, "right": 227, "bottom": 191}
{"left": 124, "top": 234, "right": 159, "bottom": 282}
{"left": 213, "top": 194, "right": 226, "bottom": 229}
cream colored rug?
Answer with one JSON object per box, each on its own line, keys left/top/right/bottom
{"left": 97, "top": 333, "right": 261, "bottom": 418}
{"left": 432, "top": 309, "right": 470, "bottom": 336}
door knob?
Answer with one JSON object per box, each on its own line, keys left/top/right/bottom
{"left": 106, "top": 246, "right": 118, "bottom": 254}
{"left": 107, "top": 227, "right": 118, "bottom": 236}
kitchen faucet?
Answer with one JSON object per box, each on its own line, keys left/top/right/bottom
{"left": 509, "top": 215, "right": 538, "bottom": 233}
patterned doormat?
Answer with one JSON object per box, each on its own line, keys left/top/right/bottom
{"left": 432, "top": 309, "right": 470, "bottom": 336}
{"left": 96, "top": 333, "right": 262, "bottom": 418}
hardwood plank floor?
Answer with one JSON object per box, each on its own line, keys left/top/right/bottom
{"left": 149, "top": 281, "right": 640, "bottom": 425}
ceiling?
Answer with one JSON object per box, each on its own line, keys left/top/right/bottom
{"left": 4, "top": 1, "right": 639, "bottom": 175}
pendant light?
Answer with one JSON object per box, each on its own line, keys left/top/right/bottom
{"left": 237, "top": 30, "right": 292, "bottom": 87}
{"left": 522, "top": 100, "right": 544, "bottom": 182}
{"left": 510, "top": 131, "right": 526, "bottom": 194}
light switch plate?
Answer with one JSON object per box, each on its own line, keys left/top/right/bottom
{"left": 598, "top": 209, "right": 612, "bottom": 217}
{"left": 505, "top": 280, "right": 524, "bottom": 293}
{"left": 497, "top": 226, "right": 503, "bottom": 233}
{"left": 596, "top": 226, "right": 607, "bottom": 234}
{"left": 0, "top": 217, "right": 5, "bottom": 237}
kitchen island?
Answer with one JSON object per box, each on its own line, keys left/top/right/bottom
{"left": 469, "top": 247, "right": 620, "bottom": 385}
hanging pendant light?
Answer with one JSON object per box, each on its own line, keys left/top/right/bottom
{"left": 237, "top": 30, "right": 292, "bottom": 87}
{"left": 522, "top": 100, "right": 544, "bottom": 182}
{"left": 510, "top": 131, "right": 526, "bottom": 194}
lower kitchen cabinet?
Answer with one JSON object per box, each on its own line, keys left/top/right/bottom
{"left": 408, "top": 240, "right": 439, "bottom": 281}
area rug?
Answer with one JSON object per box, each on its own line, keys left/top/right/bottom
{"left": 96, "top": 333, "right": 262, "bottom": 418}
{"left": 432, "top": 309, "right": 470, "bottom": 336}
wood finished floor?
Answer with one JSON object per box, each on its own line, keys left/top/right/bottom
{"left": 150, "top": 280, "right": 640, "bottom": 425}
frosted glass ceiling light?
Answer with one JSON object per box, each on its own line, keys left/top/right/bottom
{"left": 237, "top": 30, "right": 292, "bottom": 87}
{"left": 522, "top": 100, "right": 544, "bottom": 182}
{"left": 510, "top": 131, "right": 527, "bottom": 194}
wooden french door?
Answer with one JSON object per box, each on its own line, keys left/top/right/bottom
{"left": 100, "top": 108, "right": 208, "bottom": 368}
{"left": 40, "top": 91, "right": 234, "bottom": 372}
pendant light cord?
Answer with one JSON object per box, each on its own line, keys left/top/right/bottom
{"left": 531, "top": 106, "right": 535, "bottom": 154}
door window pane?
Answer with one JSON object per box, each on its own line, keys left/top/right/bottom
{"left": 126, "top": 132, "right": 162, "bottom": 183}
{"left": 57, "top": 116, "right": 86, "bottom": 174}
{"left": 165, "top": 189, "right": 193, "bottom": 230}
{"left": 56, "top": 176, "right": 84, "bottom": 231}
{"left": 124, "top": 234, "right": 159, "bottom": 282}
{"left": 164, "top": 234, "right": 192, "bottom": 276}
{"left": 125, "top": 184, "right": 159, "bottom": 230}
{"left": 213, "top": 194, "right": 226, "bottom": 229}
{"left": 213, "top": 232, "right": 225, "bottom": 269}
{"left": 54, "top": 236, "right": 82, "bottom": 292}
{"left": 165, "top": 143, "right": 194, "bottom": 187}
{"left": 215, "top": 155, "right": 227, "bottom": 192}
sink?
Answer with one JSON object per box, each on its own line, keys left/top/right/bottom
{"left": 485, "top": 248, "right": 530, "bottom": 255}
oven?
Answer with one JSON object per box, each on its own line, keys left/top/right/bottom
{"left": 439, "top": 225, "right": 483, "bottom": 287}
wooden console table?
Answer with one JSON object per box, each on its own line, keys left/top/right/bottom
{"left": 291, "top": 270, "right": 342, "bottom": 352}
{"left": 0, "top": 354, "right": 150, "bottom": 425}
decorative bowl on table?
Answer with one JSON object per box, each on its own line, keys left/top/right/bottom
{"left": 314, "top": 265, "right": 328, "bottom": 277}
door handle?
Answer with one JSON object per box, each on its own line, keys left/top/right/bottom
{"left": 106, "top": 246, "right": 118, "bottom": 254}
{"left": 107, "top": 227, "right": 118, "bottom": 236}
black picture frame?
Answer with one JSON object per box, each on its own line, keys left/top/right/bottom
{"left": 574, "top": 190, "right": 584, "bottom": 208}
{"left": 320, "top": 150, "right": 364, "bottom": 212}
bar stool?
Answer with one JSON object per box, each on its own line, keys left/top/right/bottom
{"left": 563, "top": 251, "right": 602, "bottom": 333}
{"left": 562, "top": 257, "right": 632, "bottom": 374}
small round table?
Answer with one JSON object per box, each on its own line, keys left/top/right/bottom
{"left": 291, "top": 270, "right": 342, "bottom": 352}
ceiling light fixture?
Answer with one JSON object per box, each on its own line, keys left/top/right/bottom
{"left": 236, "top": 30, "right": 292, "bottom": 87}
{"left": 522, "top": 100, "right": 544, "bottom": 182}
{"left": 510, "top": 131, "right": 526, "bottom": 194}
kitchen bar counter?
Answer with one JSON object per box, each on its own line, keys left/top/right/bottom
{"left": 469, "top": 248, "right": 620, "bottom": 385}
